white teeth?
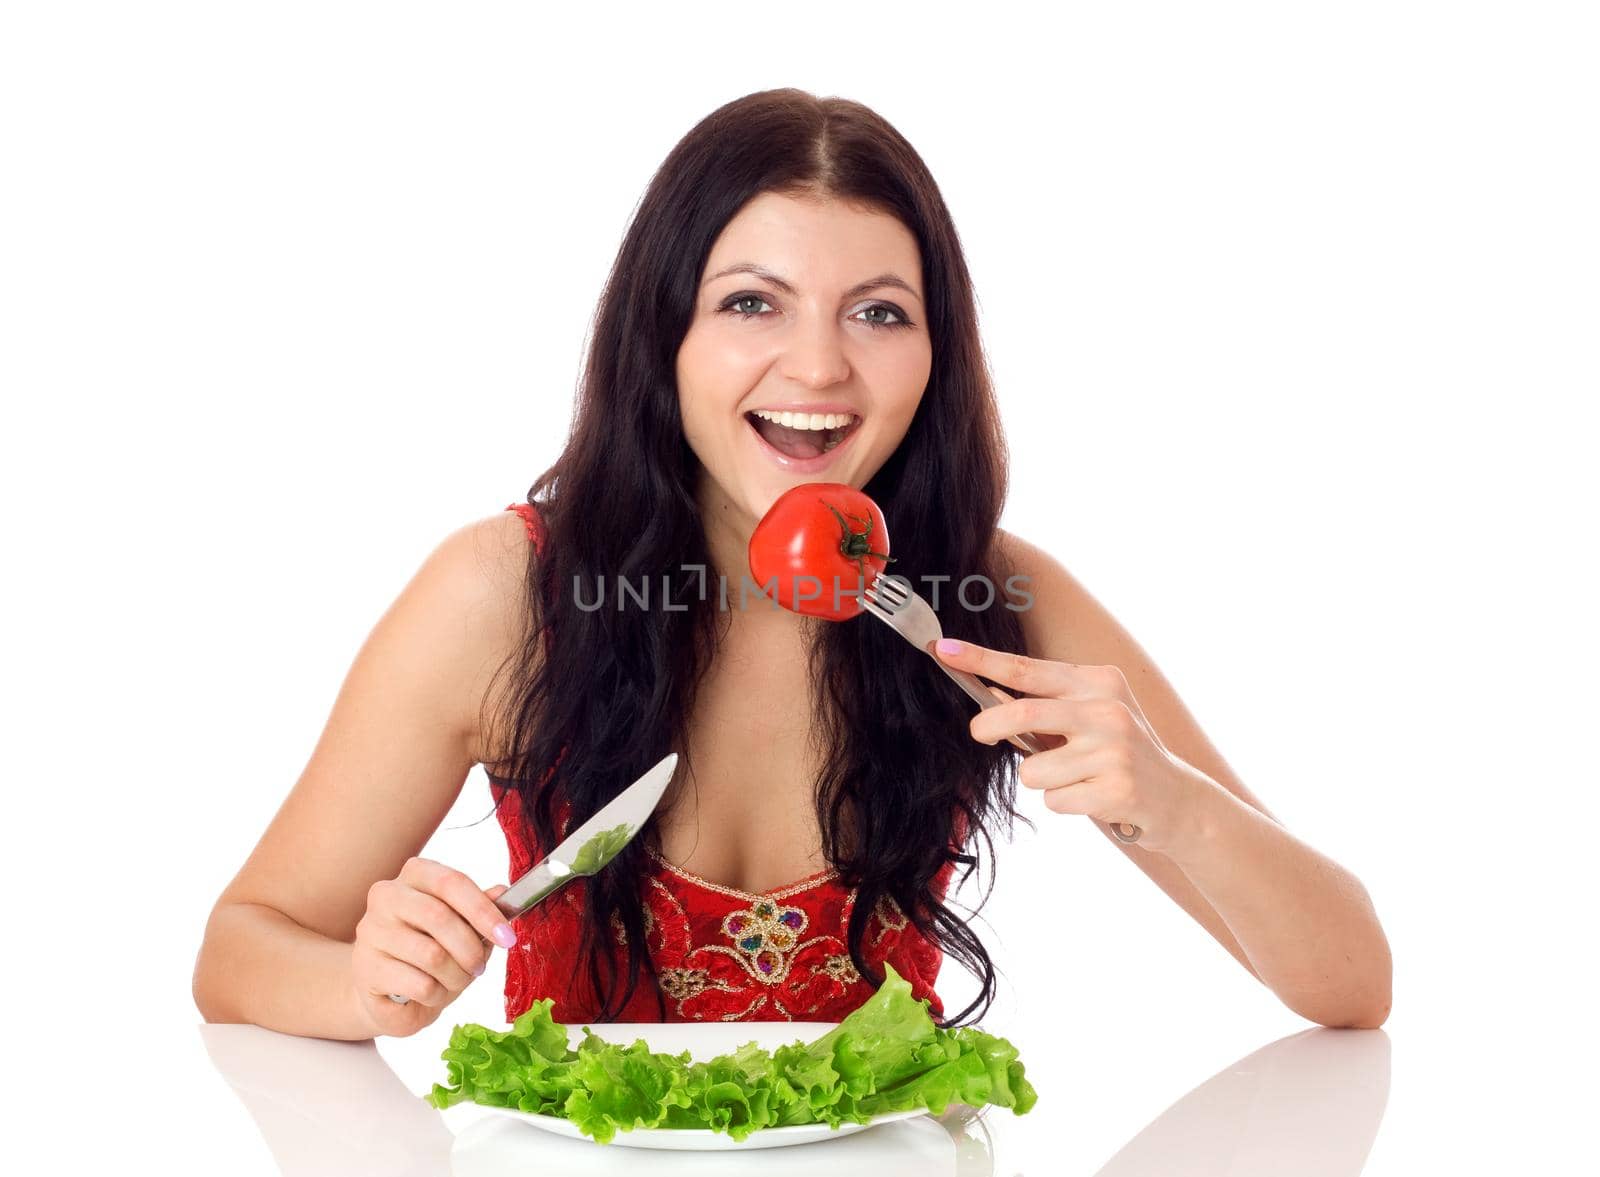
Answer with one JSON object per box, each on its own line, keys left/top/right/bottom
{"left": 751, "top": 409, "right": 858, "bottom": 432}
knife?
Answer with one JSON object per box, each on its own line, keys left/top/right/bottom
{"left": 386, "top": 751, "right": 677, "bottom": 1004}
{"left": 494, "top": 750, "right": 678, "bottom": 917}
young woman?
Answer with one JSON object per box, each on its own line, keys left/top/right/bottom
{"left": 193, "top": 89, "right": 1391, "bottom": 1041}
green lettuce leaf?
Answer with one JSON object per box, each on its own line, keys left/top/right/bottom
{"left": 567, "top": 823, "right": 634, "bottom": 875}
{"left": 424, "top": 963, "right": 1037, "bottom": 1142}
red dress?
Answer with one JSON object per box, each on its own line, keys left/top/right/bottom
{"left": 489, "top": 501, "right": 950, "bottom": 1024}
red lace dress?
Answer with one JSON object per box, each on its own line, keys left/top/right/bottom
{"left": 488, "top": 501, "right": 951, "bottom": 1024}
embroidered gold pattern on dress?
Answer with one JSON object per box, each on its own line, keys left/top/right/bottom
{"left": 872, "top": 893, "right": 908, "bottom": 944}
{"left": 818, "top": 953, "right": 861, "bottom": 984}
{"left": 645, "top": 846, "right": 838, "bottom": 901}
{"left": 642, "top": 878, "right": 745, "bottom": 1017}
{"left": 722, "top": 995, "right": 767, "bottom": 1021}
{"left": 609, "top": 906, "right": 655, "bottom": 945}
{"left": 591, "top": 852, "right": 941, "bottom": 1021}
{"left": 658, "top": 966, "right": 710, "bottom": 1002}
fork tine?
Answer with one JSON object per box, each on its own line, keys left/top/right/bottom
{"left": 866, "top": 569, "right": 900, "bottom": 595}
{"left": 872, "top": 574, "right": 909, "bottom": 602}
{"left": 858, "top": 596, "right": 893, "bottom": 623}
{"left": 862, "top": 581, "right": 901, "bottom": 613}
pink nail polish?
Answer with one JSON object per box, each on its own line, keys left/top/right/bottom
{"left": 492, "top": 922, "right": 517, "bottom": 948}
{"left": 936, "top": 638, "right": 964, "bottom": 655}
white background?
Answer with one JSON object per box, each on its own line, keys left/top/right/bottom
{"left": 3, "top": 2, "right": 1595, "bottom": 1172}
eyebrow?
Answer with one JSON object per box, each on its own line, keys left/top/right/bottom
{"left": 702, "top": 263, "right": 922, "bottom": 304}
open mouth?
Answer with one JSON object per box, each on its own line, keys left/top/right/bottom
{"left": 744, "top": 409, "right": 862, "bottom": 461}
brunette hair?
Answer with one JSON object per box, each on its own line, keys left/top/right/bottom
{"left": 482, "top": 88, "right": 1028, "bottom": 1025}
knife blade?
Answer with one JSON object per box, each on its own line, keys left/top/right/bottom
{"left": 493, "top": 750, "right": 678, "bottom": 918}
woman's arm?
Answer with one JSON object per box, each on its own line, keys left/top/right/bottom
{"left": 1154, "top": 772, "right": 1392, "bottom": 1027}
{"left": 993, "top": 530, "right": 1392, "bottom": 1028}
{"left": 192, "top": 509, "right": 533, "bottom": 1039}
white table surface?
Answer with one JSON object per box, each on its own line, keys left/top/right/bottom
{"left": 48, "top": 785, "right": 1596, "bottom": 1177}
{"left": 185, "top": 1017, "right": 1394, "bottom": 1175}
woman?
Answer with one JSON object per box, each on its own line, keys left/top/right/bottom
{"left": 193, "top": 89, "right": 1391, "bottom": 1040}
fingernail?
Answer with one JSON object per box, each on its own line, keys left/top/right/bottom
{"left": 492, "top": 922, "right": 517, "bottom": 948}
{"left": 935, "top": 639, "right": 964, "bottom": 655}
{"left": 472, "top": 961, "right": 486, "bottom": 977}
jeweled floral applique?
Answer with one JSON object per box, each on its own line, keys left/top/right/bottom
{"left": 721, "top": 899, "right": 809, "bottom": 984}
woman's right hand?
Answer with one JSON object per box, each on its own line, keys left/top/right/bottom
{"left": 350, "top": 856, "right": 518, "bottom": 1038}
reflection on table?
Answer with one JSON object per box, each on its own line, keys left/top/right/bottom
{"left": 200, "top": 1024, "right": 452, "bottom": 1176}
{"left": 1086, "top": 1026, "right": 1390, "bottom": 1176}
{"left": 452, "top": 1101, "right": 991, "bottom": 1176}
{"left": 200, "top": 1020, "right": 1388, "bottom": 1176}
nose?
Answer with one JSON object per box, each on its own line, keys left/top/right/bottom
{"left": 777, "top": 314, "right": 851, "bottom": 390}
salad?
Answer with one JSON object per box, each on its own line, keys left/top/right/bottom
{"left": 425, "top": 963, "right": 1036, "bottom": 1143}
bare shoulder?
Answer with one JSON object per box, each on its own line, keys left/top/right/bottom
{"left": 991, "top": 527, "right": 1125, "bottom": 667}
{"left": 426, "top": 509, "right": 541, "bottom": 760}
{"left": 436, "top": 507, "right": 538, "bottom": 621}
{"left": 387, "top": 508, "right": 531, "bottom": 654}
{"left": 992, "top": 526, "right": 1278, "bottom": 824}
{"left": 998, "top": 527, "right": 1186, "bottom": 700}
{"left": 340, "top": 507, "right": 539, "bottom": 771}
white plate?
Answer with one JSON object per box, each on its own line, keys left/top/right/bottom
{"left": 477, "top": 1021, "right": 928, "bottom": 1151}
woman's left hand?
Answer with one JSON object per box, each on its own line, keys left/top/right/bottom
{"left": 933, "top": 638, "right": 1217, "bottom": 856}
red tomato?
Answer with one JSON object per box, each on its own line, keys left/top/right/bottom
{"left": 747, "top": 482, "right": 895, "bottom": 621}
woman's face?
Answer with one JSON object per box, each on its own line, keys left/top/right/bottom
{"left": 676, "top": 190, "right": 932, "bottom": 529}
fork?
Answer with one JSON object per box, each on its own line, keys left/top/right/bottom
{"left": 860, "top": 572, "right": 1144, "bottom": 844}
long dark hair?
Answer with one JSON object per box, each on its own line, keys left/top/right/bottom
{"left": 481, "top": 88, "right": 1029, "bottom": 1026}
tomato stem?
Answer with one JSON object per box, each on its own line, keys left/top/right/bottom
{"left": 825, "top": 502, "right": 897, "bottom": 583}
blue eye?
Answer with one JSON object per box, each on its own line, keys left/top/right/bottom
{"left": 720, "top": 294, "right": 774, "bottom": 318}
{"left": 715, "top": 293, "right": 916, "bottom": 331}
{"left": 856, "top": 303, "right": 912, "bottom": 330}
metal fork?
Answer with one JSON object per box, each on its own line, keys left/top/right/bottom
{"left": 860, "top": 572, "right": 1143, "bottom": 844}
